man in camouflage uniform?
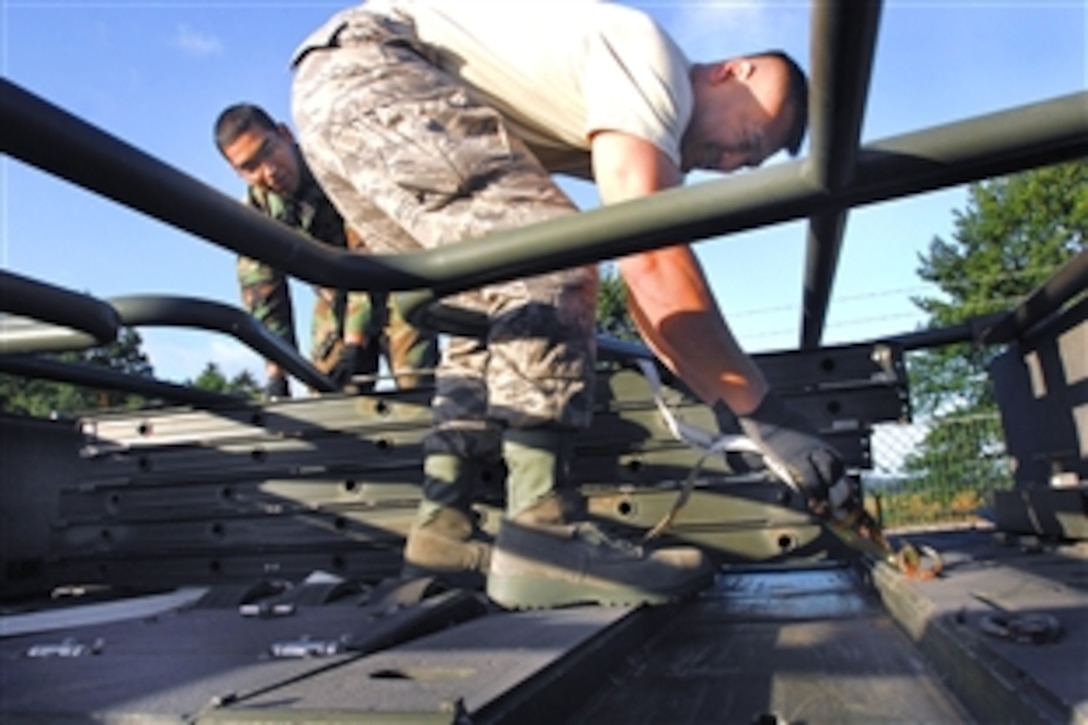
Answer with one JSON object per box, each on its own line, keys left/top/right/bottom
{"left": 289, "top": 2, "right": 845, "bottom": 610}
{"left": 215, "top": 103, "right": 438, "bottom": 398}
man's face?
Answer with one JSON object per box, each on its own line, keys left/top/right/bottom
{"left": 681, "top": 57, "right": 795, "bottom": 174}
{"left": 222, "top": 123, "right": 301, "bottom": 197}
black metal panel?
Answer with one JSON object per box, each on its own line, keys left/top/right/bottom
{"left": 80, "top": 389, "right": 434, "bottom": 450}
{"left": 755, "top": 342, "right": 911, "bottom": 433}
{"left": 16, "top": 365, "right": 866, "bottom": 592}
{"left": 0, "top": 584, "right": 485, "bottom": 722}
{"left": 988, "top": 297, "right": 1087, "bottom": 539}
{"left": 217, "top": 606, "right": 641, "bottom": 723}
{"left": 574, "top": 568, "right": 970, "bottom": 724}
{"left": 989, "top": 295, "right": 1088, "bottom": 490}
{"left": 871, "top": 528, "right": 1088, "bottom": 723}
{"left": 785, "top": 384, "right": 909, "bottom": 429}
{"left": 0, "top": 415, "right": 83, "bottom": 598}
{"left": 49, "top": 547, "right": 407, "bottom": 592}
{"left": 993, "top": 488, "right": 1088, "bottom": 540}
{"left": 753, "top": 342, "right": 906, "bottom": 392}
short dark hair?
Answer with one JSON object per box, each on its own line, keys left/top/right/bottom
{"left": 214, "top": 103, "right": 278, "bottom": 155}
{"left": 749, "top": 50, "right": 809, "bottom": 157}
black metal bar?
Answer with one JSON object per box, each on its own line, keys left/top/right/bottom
{"left": 0, "top": 317, "right": 99, "bottom": 356}
{"left": 801, "top": 211, "right": 847, "bottom": 347}
{"left": 873, "top": 314, "right": 1005, "bottom": 352}
{"left": 981, "top": 248, "right": 1088, "bottom": 344}
{"left": 0, "top": 79, "right": 428, "bottom": 293}
{"left": 107, "top": 297, "right": 337, "bottom": 393}
{"left": 2, "top": 78, "right": 1085, "bottom": 303}
{"left": 396, "top": 90, "right": 1084, "bottom": 333}
{"left": 0, "top": 294, "right": 337, "bottom": 392}
{"left": 424, "top": 95, "right": 1085, "bottom": 294}
{"left": 805, "top": 0, "right": 883, "bottom": 190}
{"left": 846, "top": 98, "right": 1087, "bottom": 207}
{"left": 795, "top": 244, "right": 1086, "bottom": 354}
{"left": 801, "top": 0, "right": 883, "bottom": 349}
{"left": 393, "top": 291, "right": 488, "bottom": 340}
{"left": 0, "top": 270, "right": 119, "bottom": 346}
{"left": 0, "top": 355, "right": 243, "bottom": 407}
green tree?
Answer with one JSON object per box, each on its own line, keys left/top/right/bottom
{"left": 896, "top": 161, "right": 1086, "bottom": 520}
{"left": 0, "top": 328, "right": 154, "bottom": 418}
{"left": 190, "top": 362, "right": 262, "bottom": 399}
{"left": 225, "top": 369, "right": 261, "bottom": 399}
{"left": 596, "top": 262, "right": 639, "bottom": 341}
{"left": 909, "top": 160, "right": 1086, "bottom": 416}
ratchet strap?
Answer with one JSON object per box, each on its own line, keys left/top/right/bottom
{"left": 635, "top": 359, "right": 943, "bottom": 579}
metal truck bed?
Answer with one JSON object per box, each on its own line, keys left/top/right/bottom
{"left": 3, "top": 527, "right": 1084, "bottom": 723}
{"left": 2, "top": 2, "right": 1086, "bottom": 722}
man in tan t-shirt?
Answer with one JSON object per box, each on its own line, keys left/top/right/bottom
{"left": 290, "top": 1, "right": 847, "bottom": 610}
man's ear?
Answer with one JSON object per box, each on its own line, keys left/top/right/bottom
{"left": 714, "top": 58, "right": 755, "bottom": 85}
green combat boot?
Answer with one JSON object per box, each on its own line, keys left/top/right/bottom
{"left": 486, "top": 429, "right": 715, "bottom": 609}
{"left": 402, "top": 454, "right": 492, "bottom": 588}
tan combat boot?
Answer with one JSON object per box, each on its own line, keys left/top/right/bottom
{"left": 402, "top": 454, "right": 492, "bottom": 588}
{"left": 403, "top": 506, "right": 492, "bottom": 588}
{"left": 487, "top": 428, "right": 715, "bottom": 609}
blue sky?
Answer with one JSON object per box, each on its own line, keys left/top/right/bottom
{"left": 1, "top": 1, "right": 1084, "bottom": 384}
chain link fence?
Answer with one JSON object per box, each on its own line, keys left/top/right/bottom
{"left": 863, "top": 412, "right": 1014, "bottom": 530}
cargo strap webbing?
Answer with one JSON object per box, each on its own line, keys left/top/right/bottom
{"left": 635, "top": 359, "right": 787, "bottom": 541}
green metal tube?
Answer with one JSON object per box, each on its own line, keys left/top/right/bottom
{"left": 2, "top": 77, "right": 1084, "bottom": 302}
{"left": 0, "top": 270, "right": 119, "bottom": 348}
{"left": 801, "top": 0, "right": 883, "bottom": 348}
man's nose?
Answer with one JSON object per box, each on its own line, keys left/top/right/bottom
{"left": 259, "top": 162, "right": 277, "bottom": 184}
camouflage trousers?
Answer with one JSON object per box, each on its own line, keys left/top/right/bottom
{"left": 311, "top": 291, "right": 439, "bottom": 391}
{"left": 239, "top": 253, "right": 436, "bottom": 391}
{"left": 292, "top": 9, "right": 599, "bottom": 458}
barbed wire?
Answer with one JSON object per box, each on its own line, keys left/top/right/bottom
{"left": 729, "top": 289, "right": 1035, "bottom": 324}
{"left": 728, "top": 285, "right": 935, "bottom": 318}
{"left": 741, "top": 310, "right": 929, "bottom": 340}
{"left": 726, "top": 266, "right": 1052, "bottom": 319}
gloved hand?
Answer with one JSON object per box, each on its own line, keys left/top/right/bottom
{"left": 711, "top": 401, "right": 766, "bottom": 475}
{"left": 737, "top": 392, "right": 854, "bottom": 519}
{"left": 264, "top": 374, "right": 290, "bottom": 400}
{"left": 329, "top": 343, "right": 366, "bottom": 390}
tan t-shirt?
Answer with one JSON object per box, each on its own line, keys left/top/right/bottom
{"left": 364, "top": 0, "right": 693, "bottom": 177}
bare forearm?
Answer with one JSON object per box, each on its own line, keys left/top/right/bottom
{"left": 619, "top": 245, "right": 768, "bottom": 415}
{"left": 590, "top": 131, "right": 768, "bottom": 413}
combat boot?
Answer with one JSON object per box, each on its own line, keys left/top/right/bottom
{"left": 402, "top": 454, "right": 492, "bottom": 588}
{"left": 486, "top": 429, "right": 714, "bottom": 609}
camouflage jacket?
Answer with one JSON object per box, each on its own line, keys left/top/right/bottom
{"left": 236, "top": 155, "right": 387, "bottom": 369}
